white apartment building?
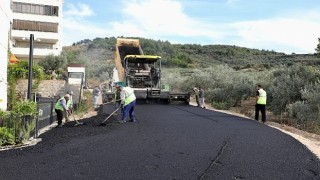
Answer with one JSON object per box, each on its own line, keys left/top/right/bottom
{"left": 0, "top": 1, "right": 11, "bottom": 110}
{"left": 10, "top": 0, "right": 64, "bottom": 61}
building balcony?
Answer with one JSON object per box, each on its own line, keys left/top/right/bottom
{"left": 11, "top": 30, "right": 60, "bottom": 44}
{"left": 11, "top": 47, "right": 60, "bottom": 59}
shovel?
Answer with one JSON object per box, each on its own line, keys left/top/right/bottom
{"left": 99, "top": 107, "right": 121, "bottom": 126}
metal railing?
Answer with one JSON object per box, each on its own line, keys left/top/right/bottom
{"left": 36, "top": 97, "right": 59, "bottom": 136}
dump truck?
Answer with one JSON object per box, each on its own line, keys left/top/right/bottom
{"left": 108, "top": 38, "right": 190, "bottom": 104}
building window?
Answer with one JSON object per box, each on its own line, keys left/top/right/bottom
{"left": 53, "top": 7, "right": 59, "bottom": 16}
{"left": 12, "top": 2, "right": 59, "bottom": 16}
{"left": 12, "top": 19, "right": 58, "bottom": 33}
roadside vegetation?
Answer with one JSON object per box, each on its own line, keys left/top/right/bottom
{"left": 1, "top": 60, "right": 44, "bottom": 145}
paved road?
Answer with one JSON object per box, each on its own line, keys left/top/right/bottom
{"left": 0, "top": 104, "right": 319, "bottom": 180}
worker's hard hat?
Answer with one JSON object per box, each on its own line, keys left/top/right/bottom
{"left": 64, "top": 94, "right": 70, "bottom": 98}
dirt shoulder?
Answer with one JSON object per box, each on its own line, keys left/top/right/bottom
{"left": 191, "top": 99, "right": 320, "bottom": 159}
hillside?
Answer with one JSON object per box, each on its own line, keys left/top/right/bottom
{"left": 62, "top": 37, "right": 320, "bottom": 78}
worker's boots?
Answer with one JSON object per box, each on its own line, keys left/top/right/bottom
{"left": 118, "top": 120, "right": 126, "bottom": 124}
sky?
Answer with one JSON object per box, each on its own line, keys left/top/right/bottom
{"left": 62, "top": 0, "right": 320, "bottom": 54}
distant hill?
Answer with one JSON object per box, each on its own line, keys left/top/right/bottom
{"left": 62, "top": 37, "right": 320, "bottom": 77}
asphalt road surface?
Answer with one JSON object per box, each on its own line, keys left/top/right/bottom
{"left": 0, "top": 104, "right": 319, "bottom": 180}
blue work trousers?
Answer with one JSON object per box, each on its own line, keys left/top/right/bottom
{"left": 121, "top": 100, "right": 136, "bottom": 121}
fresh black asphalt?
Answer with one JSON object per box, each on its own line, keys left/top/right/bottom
{"left": 0, "top": 104, "right": 319, "bottom": 180}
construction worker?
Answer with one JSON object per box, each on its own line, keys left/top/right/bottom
{"left": 55, "top": 94, "right": 70, "bottom": 127}
{"left": 92, "top": 86, "right": 101, "bottom": 110}
{"left": 65, "top": 91, "right": 74, "bottom": 122}
{"left": 68, "top": 91, "right": 74, "bottom": 112}
{"left": 115, "top": 84, "right": 136, "bottom": 124}
{"left": 193, "top": 87, "right": 200, "bottom": 107}
{"left": 198, "top": 87, "right": 206, "bottom": 109}
{"left": 255, "top": 84, "right": 267, "bottom": 123}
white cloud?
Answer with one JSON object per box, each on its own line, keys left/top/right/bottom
{"left": 111, "top": 0, "right": 194, "bottom": 36}
{"left": 62, "top": 3, "right": 106, "bottom": 45}
{"left": 231, "top": 11, "right": 320, "bottom": 53}
{"left": 63, "top": 18, "right": 104, "bottom": 34}
{"left": 107, "top": 0, "right": 226, "bottom": 44}
{"left": 64, "top": 3, "right": 94, "bottom": 17}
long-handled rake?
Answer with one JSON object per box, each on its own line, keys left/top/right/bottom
{"left": 99, "top": 107, "right": 121, "bottom": 126}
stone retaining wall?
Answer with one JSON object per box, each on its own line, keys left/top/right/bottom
{"left": 16, "top": 79, "right": 66, "bottom": 98}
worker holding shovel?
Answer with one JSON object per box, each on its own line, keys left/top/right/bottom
{"left": 116, "top": 84, "right": 137, "bottom": 124}
{"left": 55, "top": 94, "right": 71, "bottom": 127}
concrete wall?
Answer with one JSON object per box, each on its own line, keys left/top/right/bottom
{"left": 16, "top": 80, "right": 66, "bottom": 98}
{"left": 15, "top": 80, "right": 83, "bottom": 105}
{"left": 0, "top": 1, "right": 11, "bottom": 110}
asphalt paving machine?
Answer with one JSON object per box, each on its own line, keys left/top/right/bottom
{"left": 107, "top": 38, "right": 190, "bottom": 104}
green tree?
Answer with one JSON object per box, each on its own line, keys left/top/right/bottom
{"left": 316, "top": 38, "right": 320, "bottom": 56}
{"left": 287, "top": 81, "right": 320, "bottom": 132}
{"left": 38, "top": 54, "right": 67, "bottom": 74}
{"left": 268, "top": 64, "right": 319, "bottom": 116}
{"left": 7, "top": 61, "right": 44, "bottom": 109}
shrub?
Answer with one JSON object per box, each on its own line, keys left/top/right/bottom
{"left": 22, "top": 118, "right": 36, "bottom": 141}
{"left": 11, "top": 100, "right": 37, "bottom": 116}
{"left": 0, "top": 127, "right": 15, "bottom": 146}
{"left": 7, "top": 61, "right": 45, "bottom": 110}
{"left": 1, "top": 101, "right": 38, "bottom": 145}
{"left": 211, "top": 101, "right": 229, "bottom": 110}
{"left": 74, "top": 90, "right": 93, "bottom": 118}
{"left": 287, "top": 81, "right": 320, "bottom": 133}
{"left": 162, "top": 65, "right": 258, "bottom": 110}
{"left": 268, "top": 64, "right": 319, "bottom": 116}
{"left": 0, "top": 110, "right": 8, "bottom": 125}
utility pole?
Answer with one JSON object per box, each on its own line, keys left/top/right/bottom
{"left": 27, "top": 34, "right": 34, "bottom": 100}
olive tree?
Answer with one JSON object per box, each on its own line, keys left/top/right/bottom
{"left": 268, "top": 64, "right": 319, "bottom": 116}
{"left": 287, "top": 81, "right": 320, "bottom": 133}
{"left": 38, "top": 54, "right": 67, "bottom": 76}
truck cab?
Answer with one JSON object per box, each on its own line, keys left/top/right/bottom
{"left": 67, "top": 64, "right": 86, "bottom": 86}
